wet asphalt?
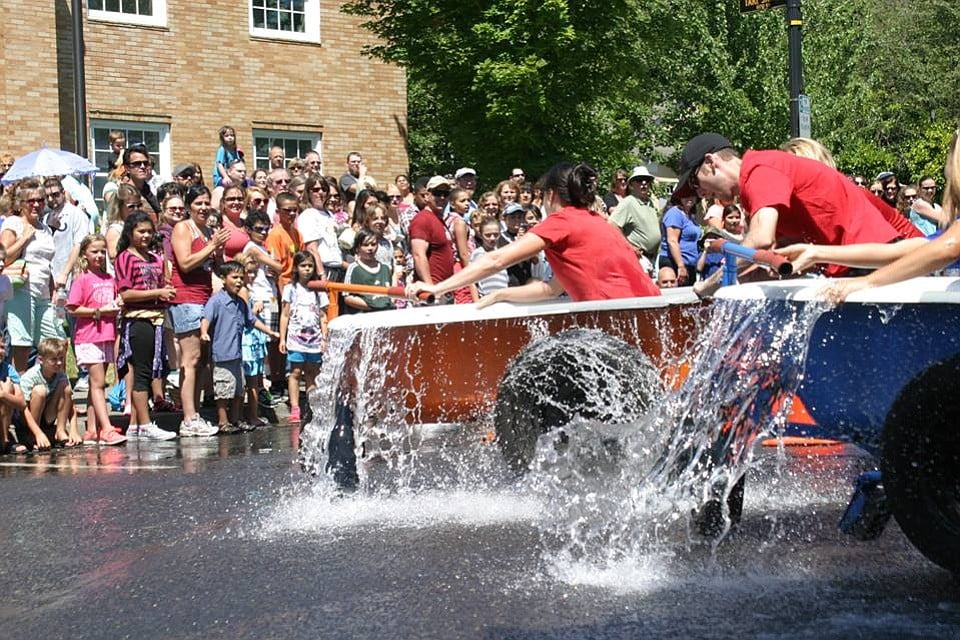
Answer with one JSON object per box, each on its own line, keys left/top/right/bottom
{"left": 0, "top": 427, "right": 958, "bottom": 640}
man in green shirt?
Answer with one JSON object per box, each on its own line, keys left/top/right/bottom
{"left": 608, "top": 165, "right": 662, "bottom": 267}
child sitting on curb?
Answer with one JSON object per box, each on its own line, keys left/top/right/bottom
{"left": 16, "top": 338, "right": 80, "bottom": 450}
{"left": 0, "top": 339, "right": 26, "bottom": 454}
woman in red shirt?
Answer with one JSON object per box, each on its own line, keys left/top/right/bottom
{"left": 170, "top": 185, "right": 230, "bottom": 433}
{"left": 407, "top": 162, "right": 660, "bottom": 306}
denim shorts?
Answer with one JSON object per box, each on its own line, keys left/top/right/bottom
{"left": 287, "top": 351, "right": 322, "bottom": 364}
{"left": 169, "top": 303, "right": 204, "bottom": 334}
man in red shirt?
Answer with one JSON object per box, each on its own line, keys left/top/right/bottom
{"left": 409, "top": 176, "right": 456, "bottom": 287}
{"left": 676, "top": 133, "right": 911, "bottom": 276}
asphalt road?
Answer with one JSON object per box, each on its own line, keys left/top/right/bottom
{"left": 0, "top": 428, "right": 957, "bottom": 640}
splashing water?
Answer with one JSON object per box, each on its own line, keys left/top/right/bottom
{"left": 525, "top": 297, "right": 830, "bottom": 577}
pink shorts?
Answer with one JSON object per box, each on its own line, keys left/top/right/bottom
{"left": 74, "top": 341, "right": 115, "bottom": 366}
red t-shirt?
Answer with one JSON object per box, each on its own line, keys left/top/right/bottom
{"left": 408, "top": 208, "right": 455, "bottom": 283}
{"left": 739, "top": 151, "right": 902, "bottom": 276}
{"left": 530, "top": 206, "right": 660, "bottom": 301}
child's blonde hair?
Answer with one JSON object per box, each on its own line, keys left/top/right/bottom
{"left": 944, "top": 130, "right": 960, "bottom": 227}
{"left": 37, "top": 337, "right": 66, "bottom": 360}
{"left": 75, "top": 234, "right": 107, "bottom": 274}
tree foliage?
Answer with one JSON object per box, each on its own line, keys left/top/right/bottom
{"left": 344, "top": 0, "right": 960, "bottom": 187}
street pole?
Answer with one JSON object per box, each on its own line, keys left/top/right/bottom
{"left": 786, "top": 0, "right": 804, "bottom": 138}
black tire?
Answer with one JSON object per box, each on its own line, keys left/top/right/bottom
{"left": 881, "top": 355, "right": 960, "bottom": 576}
{"left": 493, "top": 329, "right": 662, "bottom": 473}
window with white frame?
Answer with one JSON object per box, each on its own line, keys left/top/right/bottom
{"left": 252, "top": 131, "right": 322, "bottom": 171}
{"left": 249, "top": 0, "right": 320, "bottom": 43}
{"left": 88, "top": 0, "right": 167, "bottom": 28}
{"left": 90, "top": 120, "right": 171, "bottom": 209}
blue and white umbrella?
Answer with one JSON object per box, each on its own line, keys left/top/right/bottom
{"left": 1, "top": 146, "right": 99, "bottom": 185}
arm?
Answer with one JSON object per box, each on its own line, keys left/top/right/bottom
{"left": 666, "top": 227, "right": 687, "bottom": 283}
{"left": 343, "top": 294, "right": 369, "bottom": 311}
{"left": 106, "top": 226, "right": 122, "bottom": 260}
{"left": 119, "top": 285, "right": 176, "bottom": 304}
{"left": 303, "top": 240, "right": 325, "bottom": 274}
{"left": 56, "top": 244, "right": 82, "bottom": 289}
{"left": 172, "top": 223, "right": 226, "bottom": 272}
{"left": 253, "top": 318, "right": 280, "bottom": 340}
{"left": 775, "top": 238, "right": 929, "bottom": 273}
{"left": 200, "top": 317, "right": 211, "bottom": 342}
{"left": 475, "top": 278, "right": 565, "bottom": 309}
{"left": 2, "top": 226, "right": 33, "bottom": 262}
{"left": 21, "top": 396, "right": 51, "bottom": 449}
{"left": 278, "top": 301, "right": 290, "bottom": 354}
{"left": 66, "top": 303, "right": 121, "bottom": 320}
{"left": 410, "top": 232, "right": 546, "bottom": 299}
{"left": 453, "top": 218, "right": 471, "bottom": 268}
{"left": 825, "top": 224, "right": 960, "bottom": 303}
{"left": 0, "top": 382, "right": 26, "bottom": 411}
{"left": 741, "top": 206, "right": 779, "bottom": 250}
{"left": 410, "top": 238, "right": 433, "bottom": 285}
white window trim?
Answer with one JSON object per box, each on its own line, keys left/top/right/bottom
{"left": 88, "top": 1, "right": 168, "bottom": 28}
{"left": 89, "top": 119, "right": 172, "bottom": 198}
{"left": 249, "top": 0, "right": 320, "bottom": 44}
{"left": 252, "top": 129, "right": 322, "bottom": 170}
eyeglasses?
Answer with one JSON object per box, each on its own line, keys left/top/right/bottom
{"left": 251, "top": 226, "right": 271, "bottom": 233}
{"left": 273, "top": 178, "right": 290, "bottom": 185}
{"left": 389, "top": 195, "right": 402, "bottom": 201}
{"left": 250, "top": 198, "right": 266, "bottom": 205}
{"left": 431, "top": 190, "right": 451, "bottom": 198}
{"left": 46, "top": 190, "right": 64, "bottom": 197}
{"left": 123, "top": 200, "right": 143, "bottom": 208}
{"left": 165, "top": 206, "right": 186, "bottom": 213}
{"left": 904, "top": 194, "right": 918, "bottom": 200}
{"left": 309, "top": 187, "right": 326, "bottom": 194}
{"left": 126, "top": 160, "right": 152, "bottom": 168}
{"left": 23, "top": 197, "right": 45, "bottom": 206}
{"left": 870, "top": 189, "right": 882, "bottom": 195}
{"left": 223, "top": 196, "right": 244, "bottom": 203}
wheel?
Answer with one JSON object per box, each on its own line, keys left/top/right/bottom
{"left": 493, "top": 328, "right": 662, "bottom": 473}
{"left": 881, "top": 355, "right": 960, "bottom": 576}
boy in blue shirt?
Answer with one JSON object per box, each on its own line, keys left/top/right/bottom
{"left": 201, "top": 261, "right": 279, "bottom": 433}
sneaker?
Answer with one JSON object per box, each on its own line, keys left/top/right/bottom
{"left": 125, "top": 424, "right": 140, "bottom": 439}
{"left": 288, "top": 406, "right": 301, "bottom": 424}
{"left": 82, "top": 429, "right": 98, "bottom": 445}
{"left": 139, "top": 422, "right": 178, "bottom": 441}
{"left": 165, "top": 370, "right": 180, "bottom": 388}
{"left": 180, "top": 415, "right": 218, "bottom": 437}
{"left": 256, "top": 416, "right": 270, "bottom": 426}
{"left": 74, "top": 375, "right": 90, "bottom": 393}
{"left": 217, "top": 422, "right": 242, "bottom": 435}
{"left": 237, "top": 421, "right": 256, "bottom": 433}
{"left": 98, "top": 429, "right": 128, "bottom": 446}
{"left": 258, "top": 389, "right": 275, "bottom": 409}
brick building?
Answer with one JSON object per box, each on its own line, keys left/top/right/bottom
{"left": 0, "top": 0, "right": 408, "bottom": 194}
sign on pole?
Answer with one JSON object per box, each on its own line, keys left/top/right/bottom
{"left": 739, "top": 0, "right": 787, "bottom": 12}
{"left": 798, "top": 94, "right": 811, "bottom": 138}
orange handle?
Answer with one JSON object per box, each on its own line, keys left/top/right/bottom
{"left": 307, "top": 280, "right": 435, "bottom": 304}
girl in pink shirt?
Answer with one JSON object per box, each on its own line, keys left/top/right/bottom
{"left": 67, "top": 234, "right": 126, "bottom": 445}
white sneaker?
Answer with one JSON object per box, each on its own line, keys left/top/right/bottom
{"left": 139, "top": 422, "right": 178, "bottom": 441}
{"left": 126, "top": 424, "right": 141, "bottom": 439}
{"left": 180, "top": 415, "right": 218, "bottom": 437}
{"left": 74, "top": 376, "right": 89, "bottom": 393}
{"left": 166, "top": 370, "right": 180, "bottom": 388}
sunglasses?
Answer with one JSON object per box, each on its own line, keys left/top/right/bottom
{"left": 278, "top": 207, "right": 299, "bottom": 214}
{"left": 126, "top": 160, "right": 152, "bottom": 168}
{"left": 273, "top": 179, "right": 290, "bottom": 185}
{"left": 23, "top": 197, "right": 45, "bottom": 206}
{"left": 870, "top": 189, "right": 882, "bottom": 195}
{"left": 431, "top": 190, "right": 451, "bottom": 198}
{"left": 251, "top": 226, "right": 271, "bottom": 233}
{"left": 309, "top": 187, "right": 326, "bottom": 194}
{"left": 223, "top": 196, "right": 244, "bottom": 203}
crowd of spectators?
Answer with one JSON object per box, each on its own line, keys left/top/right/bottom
{"left": 0, "top": 130, "right": 947, "bottom": 453}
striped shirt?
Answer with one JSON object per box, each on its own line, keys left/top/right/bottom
{"left": 115, "top": 249, "right": 166, "bottom": 310}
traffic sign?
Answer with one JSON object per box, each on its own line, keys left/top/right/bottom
{"left": 740, "top": 0, "right": 786, "bottom": 12}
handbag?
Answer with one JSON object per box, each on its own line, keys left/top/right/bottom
{"left": 2, "top": 259, "right": 28, "bottom": 287}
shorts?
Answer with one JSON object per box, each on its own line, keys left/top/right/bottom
{"left": 169, "top": 303, "right": 204, "bottom": 334}
{"left": 74, "top": 341, "right": 115, "bottom": 366}
{"left": 243, "top": 358, "right": 264, "bottom": 378}
{"left": 8, "top": 292, "right": 65, "bottom": 347}
{"left": 287, "top": 351, "right": 322, "bottom": 364}
{"left": 213, "top": 359, "right": 244, "bottom": 400}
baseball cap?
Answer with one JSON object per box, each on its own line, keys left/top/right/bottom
{"left": 502, "top": 203, "right": 524, "bottom": 216}
{"left": 173, "top": 163, "right": 196, "bottom": 178}
{"left": 425, "top": 175, "right": 451, "bottom": 191}
{"left": 676, "top": 133, "right": 734, "bottom": 196}
{"left": 454, "top": 167, "right": 476, "bottom": 180}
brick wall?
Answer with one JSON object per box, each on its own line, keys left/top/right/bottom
{"left": 1, "top": 0, "right": 409, "bottom": 181}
